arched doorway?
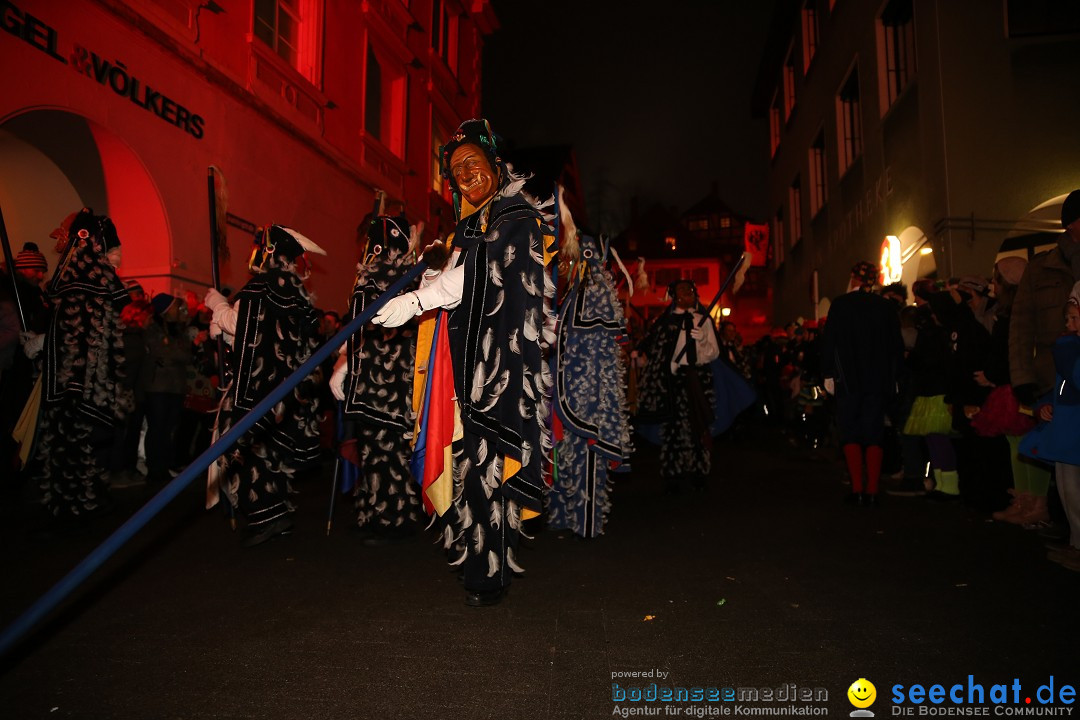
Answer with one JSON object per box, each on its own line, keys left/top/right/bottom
{"left": 0, "top": 108, "right": 170, "bottom": 292}
{"left": 997, "top": 194, "right": 1066, "bottom": 262}
{"left": 896, "top": 225, "right": 934, "bottom": 296}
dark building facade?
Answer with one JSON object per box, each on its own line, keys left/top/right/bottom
{"left": 754, "top": 0, "right": 1080, "bottom": 320}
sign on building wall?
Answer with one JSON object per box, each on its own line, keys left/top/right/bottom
{"left": 2, "top": 1, "right": 206, "bottom": 139}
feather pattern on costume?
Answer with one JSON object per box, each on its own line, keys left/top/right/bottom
{"left": 470, "top": 363, "right": 485, "bottom": 403}
{"left": 520, "top": 271, "right": 539, "bottom": 297}
{"left": 471, "top": 521, "right": 485, "bottom": 555}
{"left": 522, "top": 307, "right": 539, "bottom": 342}
{"left": 507, "top": 547, "right": 525, "bottom": 573}
{"left": 459, "top": 498, "right": 474, "bottom": 529}
{"left": 486, "top": 550, "right": 500, "bottom": 577}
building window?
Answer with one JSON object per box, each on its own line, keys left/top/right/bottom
{"left": 432, "top": 119, "right": 450, "bottom": 198}
{"left": 689, "top": 218, "right": 709, "bottom": 232}
{"left": 836, "top": 64, "right": 862, "bottom": 174}
{"left": 801, "top": 0, "right": 818, "bottom": 72}
{"left": 254, "top": 0, "right": 320, "bottom": 83}
{"left": 789, "top": 176, "right": 802, "bottom": 247}
{"left": 769, "top": 91, "right": 782, "bottom": 158}
{"left": 720, "top": 216, "right": 732, "bottom": 229}
{"left": 783, "top": 45, "right": 797, "bottom": 121}
{"left": 774, "top": 207, "right": 785, "bottom": 266}
{"left": 878, "top": 0, "right": 916, "bottom": 112}
{"left": 665, "top": 236, "right": 678, "bottom": 251}
{"left": 655, "top": 268, "right": 681, "bottom": 287}
{"left": 431, "top": 0, "right": 459, "bottom": 74}
{"left": 809, "top": 131, "right": 827, "bottom": 216}
{"left": 364, "top": 42, "right": 407, "bottom": 158}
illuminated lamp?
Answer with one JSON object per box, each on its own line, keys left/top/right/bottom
{"left": 919, "top": 246, "right": 933, "bottom": 255}
{"left": 720, "top": 307, "right": 732, "bottom": 317}
{"left": 665, "top": 236, "right": 677, "bottom": 251}
{"left": 879, "top": 235, "right": 902, "bottom": 285}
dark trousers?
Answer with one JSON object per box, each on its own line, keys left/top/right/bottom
{"left": 835, "top": 391, "right": 886, "bottom": 446}
{"left": 144, "top": 392, "right": 184, "bottom": 480}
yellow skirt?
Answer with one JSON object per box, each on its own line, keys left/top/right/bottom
{"left": 903, "top": 394, "right": 953, "bottom": 436}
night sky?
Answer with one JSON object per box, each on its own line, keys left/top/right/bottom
{"left": 482, "top": 0, "right": 777, "bottom": 234}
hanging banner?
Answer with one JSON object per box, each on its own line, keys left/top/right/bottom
{"left": 743, "top": 223, "right": 769, "bottom": 267}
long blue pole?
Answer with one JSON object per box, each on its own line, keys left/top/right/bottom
{"left": 0, "top": 262, "right": 425, "bottom": 658}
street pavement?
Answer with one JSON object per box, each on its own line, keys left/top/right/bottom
{"left": 1, "top": 426, "right": 1078, "bottom": 719}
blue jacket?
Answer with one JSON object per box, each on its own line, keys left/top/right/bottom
{"left": 1019, "top": 334, "right": 1080, "bottom": 466}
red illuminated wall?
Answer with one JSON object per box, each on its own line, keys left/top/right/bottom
{"left": 0, "top": 0, "right": 495, "bottom": 307}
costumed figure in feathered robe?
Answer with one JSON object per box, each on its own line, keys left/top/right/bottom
{"left": 549, "top": 227, "right": 633, "bottom": 538}
{"left": 204, "top": 225, "right": 325, "bottom": 546}
{"left": 373, "top": 118, "right": 557, "bottom": 606}
{"left": 329, "top": 213, "right": 424, "bottom": 544}
{"left": 33, "top": 209, "right": 132, "bottom": 522}
{"left": 636, "top": 280, "right": 722, "bottom": 493}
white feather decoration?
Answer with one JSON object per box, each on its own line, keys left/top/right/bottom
{"left": 486, "top": 550, "right": 500, "bottom": 577}
{"left": 472, "top": 522, "right": 485, "bottom": 554}
{"left": 506, "top": 547, "right": 525, "bottom": 574}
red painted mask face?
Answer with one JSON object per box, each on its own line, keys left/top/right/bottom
{"left": 450, "top": 144, "right": 497, "bottom": 208}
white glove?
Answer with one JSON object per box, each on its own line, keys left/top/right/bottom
{"left": 20, "top": 331, "right": 45, "bottom": 359}
{"left": 372, "top": 293, "right": 420, "bottom": 327}
{"left": 823, "top": 377, "right": 835, "bottom": 395}
{"left": 330, "top": 357, "right": 348, "bottom": 401}
{"left": 204, "top": 287, "right": 228, "bottom": 311}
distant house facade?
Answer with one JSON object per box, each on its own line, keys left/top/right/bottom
{"left": 614, "top": 186, "right": 773, "bottom": 343}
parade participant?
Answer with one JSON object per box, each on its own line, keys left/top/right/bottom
{"left": 330, "top": 213, "right": 424, "bottom": 545}
{"left": 204, "top": 225, "right": 325, "bottom": 547}
{"left": 548, "top": 229, "right": 632, "bottom": 538}
{"left": 33, "top": 209, "right": 132, "bottom": 525}
{"left": 820, "top": 261, "right": 904, "bottom": 506}
{"left": 371, "top": 118, "right": 556, "bottom": 606}
{"left": 636, "top": 279, "right": 721, "bottom": 494}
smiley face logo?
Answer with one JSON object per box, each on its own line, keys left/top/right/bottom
{"left": 848, "top": 678, "right": 877, "bottom": 709}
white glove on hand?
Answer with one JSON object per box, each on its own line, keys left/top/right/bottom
{"left": 20, "top": 331, "right": 45, "bottom": 359}
{"left": 372, "top": 293, "right": 420, "bottom": 327}
{"left": 330, "top": 359, "right": 348, "bottom": 401}
{"left": 204, "top": 287, "right": 228, "bottom": 311}
{"left": 823, "top": 377, "right": 835, "bottom": 395}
